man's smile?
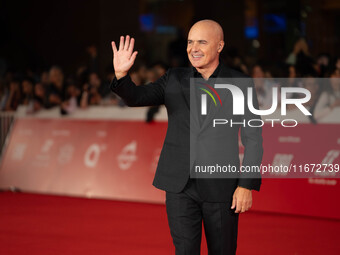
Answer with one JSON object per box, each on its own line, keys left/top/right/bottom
{"left": 191, "top": 54, "right": 204, "bottom": 60}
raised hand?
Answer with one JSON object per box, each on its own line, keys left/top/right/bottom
{"left": 111, "top": 35, "right": 138, "bottom": 80}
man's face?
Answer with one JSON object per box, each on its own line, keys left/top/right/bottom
{"left": 187, "top": 24, "right": 222, "bottom": 70}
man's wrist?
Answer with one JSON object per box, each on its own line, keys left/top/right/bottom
{"left": 115, "top": 72, "right": 128, "bottom": 80}
{"left": 237, "top": 185, "right": 252, "bottom": 191}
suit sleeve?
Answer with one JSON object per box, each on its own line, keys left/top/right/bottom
{"left": 109, "top": 69, "right": 170, "bottom": 107}
{"left": 237, "top": 79, "right": 263, "bottom": 191}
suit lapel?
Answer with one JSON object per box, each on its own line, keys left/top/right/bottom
{"left": 180, "top": 69, "right": 191, "bottom": 109}
{"left": 180, "top": 68, "right": 200, "bottom": 129}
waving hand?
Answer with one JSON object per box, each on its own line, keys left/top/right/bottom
{"left": 111, "top": 35, "right": 138, "bottom": 80}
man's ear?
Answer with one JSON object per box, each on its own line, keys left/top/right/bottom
{"left": 217, "top": 41, "right": 225, "bottom": 53}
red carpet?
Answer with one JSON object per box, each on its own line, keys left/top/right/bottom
{"left": 0, "top": 191, "right": 339, "bottom": 255}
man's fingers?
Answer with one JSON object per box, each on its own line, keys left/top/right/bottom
{"left": 130, "top": 51, "right": 138, "bottom": 63}
{"left": 242, "top": 201, "right": 252, "bottom": 213}
{"left": 111, "top": 41, "right": 118, "bottom": 54}
{"left": 119, "top": 36, "right": 124, "bottom": 51}
{"left": 124, "top": 35, "right": 130, "bottom": 50}
{"left": 231, "top": 196, "right": 236, "bottom": 209}
{"left": 238, "top": 202, "right": 246, "bottom": 213}
{"left": 128, "top": 38, "right": 135, "bottom": 54}
{"left": 243, "top": 201, "right": 248, "bottom": 212}
{"left": 235, "top": 200, "right": 242, "bottom": 213}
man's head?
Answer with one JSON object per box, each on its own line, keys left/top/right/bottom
{"left": 187, "top": 20, "right": 224, "bottom": 73}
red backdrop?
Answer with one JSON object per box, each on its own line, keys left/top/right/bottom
{"left": 0, "top": 119, "right": 339, "bottom": 219}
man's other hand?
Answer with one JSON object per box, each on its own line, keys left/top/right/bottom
{"left": 231, "top": 186, "right": 252, "bottom": 213}
{"left": 111, "top": 35, "right": 138, "bottom": 80}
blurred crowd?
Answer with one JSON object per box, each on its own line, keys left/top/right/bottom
{"left": 233, "top": 38, "right": 340, "bottom": 123}
{"left": 0, "top": 45, "right": 168, "bottom": 118}
{"left": 0, "top": 38, "right": 339, "bottom": 123}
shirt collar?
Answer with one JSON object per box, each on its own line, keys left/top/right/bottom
{"left": 193, "top": 62, "right": 222, "bottom": 79}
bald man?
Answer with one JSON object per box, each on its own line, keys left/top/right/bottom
{"left": 110, "top": 20, "right": 263, "bottom": 255}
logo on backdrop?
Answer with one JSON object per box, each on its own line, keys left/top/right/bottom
{"left": 198, "top": 82, "right": 312, "bottom": 128}
{"left": 117, "top": 140, "right": 138, "bottom": 170}
{"left": 199, "top": 83, "right": 222, "bottom": 115}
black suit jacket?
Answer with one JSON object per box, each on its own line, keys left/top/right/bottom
{"left": 110, "top": 63, "right": 263, "bottom": 202}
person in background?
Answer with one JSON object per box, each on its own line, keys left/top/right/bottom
{"left": 286, "top": 38, "right": 310, "bottom": 65}
{"left": 144, "top": 65, "right": 158, "bottom": 84}
{"left": 146, "top": 62, "right": 167, "bottom": 123}
{"left": 79, "top": 73, "right": 102, "bottom": 109}
{"left": 20, "top": 77, "right": 36, "bottom": 113}
{"left": 88, "top": 72, "right": 104, "bottom": 99}
{"left": 282, "top": 65, "right": 302, "bottom": 99}
{"left": 314, "top": 70, "right": 340, "bottom": 122}
{"left": 100, "top": 66, "right": 119, "bottom": 106}
{"left": 316, "top": 53, "right": 331, "bottom": 77}
{"left": 4, "top": 79, "right": 22, "bottom": 111}
{"left": 301, "top": 76, "right": 321, "bottom": 123}
{"left": 46, "top": 66, "right": 66, "bottom": 108}
{"left": 21, "top": 77, "right": 34, "bottom": 106}
{"left": 286, "top": 38, "right": 316, "bottom": 77}
{"left": 130, "top": 70, "right": 142, "bottom": 85}
{"left": 32, "top": 83, "right": 47, "bottom": 112}
{"left": 61, "top": 84, "right": 81, "bottom": 115}
{"left": 331, "top": 56, "right": 340, "bottom": 74}
{"left": 40, "top": 71, "right": 50, "bottom": 87}
{"left": 252, "top": 64, "right": 278, "bottom": 109}
{"left": 137, "top": 63, "right": 148, "bottom": 85}
{"left": 0, "top": 79, "right": 7, "bottom": 110}
{"left": 153, "top": 62, "right": 167, "bottom": 78}
{"left": 86, "top": 45, "right": 99, "bottom": 73}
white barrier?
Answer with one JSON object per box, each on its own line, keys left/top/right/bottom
{"left": 15, "top": 105, "right": 168, "bottom": 121}
{"left": 0, "top": 111, "right": 15, "bottom": 157}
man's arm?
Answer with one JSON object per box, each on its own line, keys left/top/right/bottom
{"left": 110, "top": 35, "right": 168, "bottom": 107}
{"left": 231, "top": 79, "right": 263, "bottom": 213}
{"left": 110, "top": 71, "right": 168, "bottom": 107}
{"left": 238, "top": 79, "right": 263, "bottom": 190}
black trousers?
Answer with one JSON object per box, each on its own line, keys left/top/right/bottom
{"left": 166, "top": 179, "right": 239, "bottom": 255}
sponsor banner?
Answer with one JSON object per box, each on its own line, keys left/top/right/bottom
{"left": 0, "top": 119, "right": 166, "bottom": 203}
{"left": 0, "top": 119, "right": 339, "bottom": 219}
